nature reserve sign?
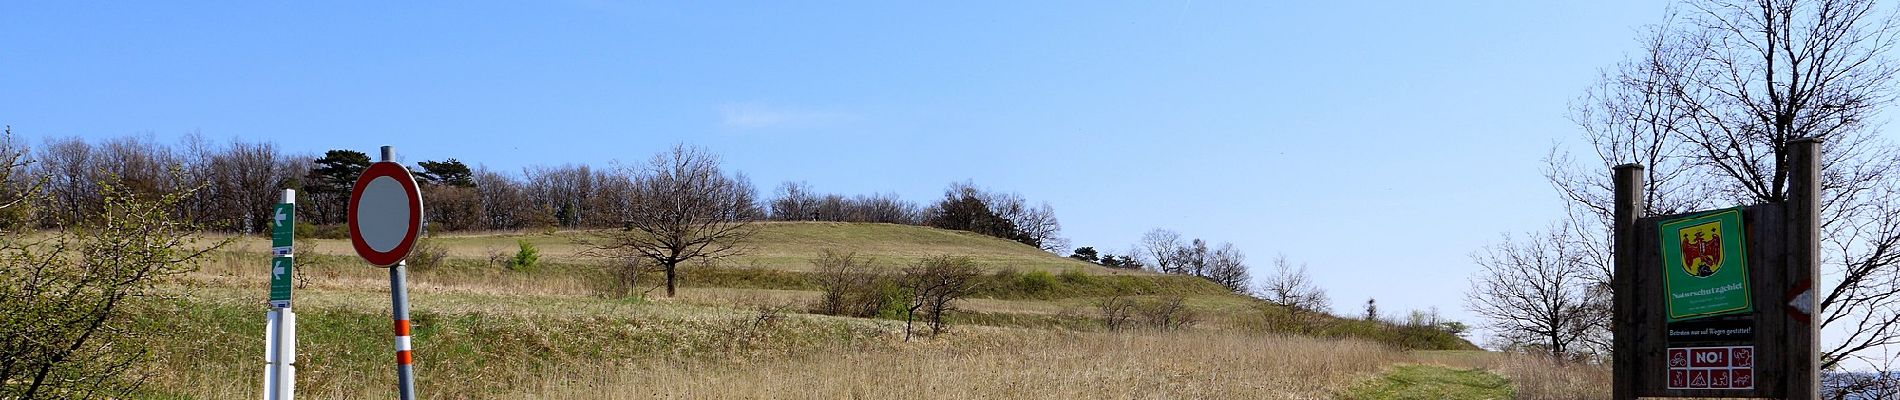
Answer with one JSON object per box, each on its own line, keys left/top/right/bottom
{"left": 1659, "top": 208, "right": 1752, "bottom": 321}
{"left": 1610, "top": 138, "right": 1820, "bottom": 399}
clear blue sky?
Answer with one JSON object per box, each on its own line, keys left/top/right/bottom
{"left": 1, "top": 1, "right": 1669, "bottom": 340}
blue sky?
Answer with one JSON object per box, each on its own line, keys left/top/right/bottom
{"left": 1, "top": 1, "right": 1670, "bottom": 338}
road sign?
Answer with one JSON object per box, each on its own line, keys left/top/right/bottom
{"left": 269, "top": 202, "right": 295, "bottom": 308}
{"left": 1659, "top": 208, "right": 1753, "bottom": 321}
{"left": 348, "top": 161, "right": 423, "bottom": 267}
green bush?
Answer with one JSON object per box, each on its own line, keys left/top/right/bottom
{"left": 870, "top": 278, "right": 910, "bottom": 320}
{"left": 1018, "top": 270, "right": 1056, "bottom": 294}
{"left": 507, "top": 240, "right": 540, "bottom": 271}
{"left": 407, "top": 235, "right": 449, "bottom": 271}
{"left": 294, "top": 223, "right": 350, "bottom": 239}
{"left": 1057, "top": 267, "right": 1091, "bottom": 285}
{"left": 990, "top": 268, "right": 1021, "bottom": 283}
{"left": 294, "top": 221, "right": 317, "bottom": 239}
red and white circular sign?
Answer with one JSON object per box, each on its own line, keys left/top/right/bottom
{"left": 348, "top": 161, "right": 424, "bottom": 267}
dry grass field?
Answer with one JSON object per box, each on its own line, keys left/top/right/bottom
{"left": 129, "top": 222, "right": 1605, "bottom": 399}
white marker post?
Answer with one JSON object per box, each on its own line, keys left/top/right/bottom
{"left": 262, "top": 189, "right": 296, "bottom": 400}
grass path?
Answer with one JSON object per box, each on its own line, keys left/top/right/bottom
{"left": 1341, "top": 364, "right": 1513, "bottom": 400}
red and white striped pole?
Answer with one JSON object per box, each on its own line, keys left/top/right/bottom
{"left": 391, "top": 260, "right": 415, "bottom": 399}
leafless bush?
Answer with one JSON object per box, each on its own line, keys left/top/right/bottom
{"left": 405, "top": 234, "right": 449, "bottom": 271}
{"left": 1097, "top": 294, "right": 1139, "bottom": 331}
{"left": 1139, "top": 296, "right": 1199, "bottom": 331}
{"left": 903, "top": 255, "right": 981, "bottom": 340}
{"left": 811, "top": 250, "right": 872, "bottom": 315}
{"left": 294, "top": 244, "right": 318, "bottom": 289}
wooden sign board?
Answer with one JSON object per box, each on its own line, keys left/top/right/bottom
{"left": 1610, "top": 139, "right": 1821, "bottom": 399}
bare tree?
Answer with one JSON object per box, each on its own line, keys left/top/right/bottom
{"left": 472, "top": 167, "right": 528, "bottom": 230}
{"left": 1466, "top": 225, "right": 1606, "bottom": 360}
{"left": 902, "top": 255, "right": 981, "bottom": 340}
{"left": 770, "top": 181, "right": 819, "bottom": 221}
{"left": 1204, "top": 242, "right": 1250, "bottom": 293}
{"left": 1137, "top": 228, "right": 1252, "bottom": 293}
{"left": 1139, "top": 228, "right": 1184, "bottom": 274}
{"left": 811, "top": 249, "right": 874, "bottom": 316}
{"left": 1257, "top": 254, "right": 1330, "bottom": 315}
{"left": 588, "top": 145, "right": 759, "bottom": 297}
{"left": 1556, "top": 0, "right": 1900, "bottom": 369}
{"left": 1010, "top": 201, "right": 1071, "bottom": 252}
{"left": 35, "top": 137, "right": 97, "bottom": 227}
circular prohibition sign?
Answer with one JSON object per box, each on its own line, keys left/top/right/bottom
{"left": 348, "top": 161, "right": 424, "bottom": 267}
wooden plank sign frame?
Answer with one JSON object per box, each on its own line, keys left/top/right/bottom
{"left": 1611, "top": 138, "right": 1821, "bottom": 399}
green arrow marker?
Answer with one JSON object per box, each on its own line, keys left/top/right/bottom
{"left": 269, "top": 203, "right": 294, "bottom": 308}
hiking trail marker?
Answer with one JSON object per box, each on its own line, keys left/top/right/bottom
{"left": 347, "top": 146, "right": 422, "bottom": 400}
{"left": 1611, "top": 138, "right": 1821, "bottom": 399}
{"left": 262, "top": 189, "right": 296, "bottom": 400}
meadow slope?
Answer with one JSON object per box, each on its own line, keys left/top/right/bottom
{"left": 126, "top": 222, "right": 1568, "bottom": 399}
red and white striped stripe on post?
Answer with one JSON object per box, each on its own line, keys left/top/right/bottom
{"left": 395, "top": 319, "right": 413, "bottom": 366}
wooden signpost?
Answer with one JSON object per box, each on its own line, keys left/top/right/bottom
{"left": 1612, "top": 138, "right": 1821, "bottom": 399}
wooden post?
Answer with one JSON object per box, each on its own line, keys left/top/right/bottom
{"left": 1787, "top": 138, "right": 1821, "bottom": 399}
{"left": 1612, "top": 163, "right": 1644, "bottom": 400}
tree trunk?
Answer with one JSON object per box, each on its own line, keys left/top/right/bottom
{"left": 664, "top": 262, "right": 677, "bottom": 297}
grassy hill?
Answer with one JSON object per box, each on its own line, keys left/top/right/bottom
{"left": 138, "top": 222, "right": 1508, "bottom": 399}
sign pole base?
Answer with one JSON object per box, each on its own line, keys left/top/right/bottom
{"left": 262, "top": 307, "right": 295, "bottom": 400}
{"left": 391, "top": 261, "right": 416, "bottom": 400}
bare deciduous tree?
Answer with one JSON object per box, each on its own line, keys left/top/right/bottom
{"left": 902, "top": 255, "right": 981, "bottom": 340}
{"left": 1137, "top": 228, "right": 1250, "bottom": 293}
{"left": 1139, "top": 228, "right": 1185, "bottom": 274}
{"left": 1553, "top": 0, "right": 1900, "bottom": 369}
{"left": 770, "top": 181, "right": 819, "bottom": 221}
{"left": 1466, "top": 225, "right": 1606, "bottom": 360}
{"left": 1205, "top": 242, "right": 1250, "bottom": 293}
{"left": 1257, "top": 254, "right": 1330, "bottom": 315}
{"left": 589, "top": 145, "right": 759, "bottom": 298}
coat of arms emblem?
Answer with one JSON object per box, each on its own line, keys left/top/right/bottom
{"left": 1679, "top": 221, "right": 1723, "bottom": 277}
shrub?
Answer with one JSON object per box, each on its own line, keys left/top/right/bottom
{"left": 990, "top": 268, "right": 1021, "bottom": 283}
{"left": 903, "top": 255, "right": 982, "bottom": 339}
{"left": 294, "top": 221, "right": 317, "bottom": 239}
{"left": 811, "top": 250, "right": 871, "bottom": 316}
{"left": 507, "top": 239, "right": 540, "bottom": 271}
{"left": 1097, "top": 294, "right": 1138, "bottom": 331}
{"left": 295, "top": 223, "right": 350, "bottom": 239}
{"left": 1058, "top": 267, "right": 1091, "bottom": 284}
{"left": 808, "top": 249, "right": 904, "bottom": 319}
{"left": 1138, "top": 295, "right": 1198, "bottom": 331}
{"left": 1018, "top": 270, "right": 1056, "bottom": 294}
{"left": 407, "top": 235, "right": 449, "bottom": 271}
{"left": 0, "top": 180, "right": 222, "bottom": 397}
{"left": 868, "top": 279, "right": 910, "bottom": 320}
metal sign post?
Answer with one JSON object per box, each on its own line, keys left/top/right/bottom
{"left": 348, "top": 146, "right": 422, "bottom": 400}
{"left": 262, "top": 189, "right": 297, "bottom": 400}
{"left": 391, "top": 259, "right": 415, "bottom": 400}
